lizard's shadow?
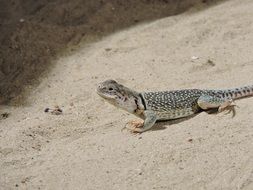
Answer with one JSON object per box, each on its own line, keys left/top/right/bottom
{"left": 151, "top": 108, "right": 219, "bottom": 131}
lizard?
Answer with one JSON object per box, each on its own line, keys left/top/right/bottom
{"left": 97, "top": 79, "right": 253, "bottom": 133}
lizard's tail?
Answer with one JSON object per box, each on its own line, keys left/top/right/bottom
{"left": 217, "top": 85, "right": 253, "bottom": 100}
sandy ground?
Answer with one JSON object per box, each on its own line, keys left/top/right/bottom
{"left": 1, "top": 0, "right": 253, "bottom": 189}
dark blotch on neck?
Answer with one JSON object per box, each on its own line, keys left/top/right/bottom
{"left": 134, "top": 98, "right": 139, "bottom": 113}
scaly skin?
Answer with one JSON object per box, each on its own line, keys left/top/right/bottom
{"left": 97, "top": 80, "right": 253, "bottom": 133}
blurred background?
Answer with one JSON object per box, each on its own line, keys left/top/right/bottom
{"left": 0, "top": 0, "right": 219, "bottom": 104}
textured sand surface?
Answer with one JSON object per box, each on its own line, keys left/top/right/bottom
{"left": 1, "top": 0, "right": 253, "bottom": 189}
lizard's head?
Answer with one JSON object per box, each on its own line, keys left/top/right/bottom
{"left": 97, "top": 79, "right": 143, "bottom": 114}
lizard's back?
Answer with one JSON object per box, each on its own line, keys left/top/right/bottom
{"left": 142, "top": 89, "right": 209, "bottom": 120}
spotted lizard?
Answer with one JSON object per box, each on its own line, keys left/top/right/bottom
{"left": 97, "top": 79, "right": 253, "bottom": 133}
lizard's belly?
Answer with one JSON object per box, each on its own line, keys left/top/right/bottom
{"left": 155, "top": 108, "right": 196, "bottom": 121}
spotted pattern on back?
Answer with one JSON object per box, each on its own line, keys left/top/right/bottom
{"left": 143, "top": 89, "right": 203, "bottom": 110}
{"left": 141, "top": 85, "right": 253, "bottom": 120}
{"left": 142, "top": 89, "right": 205, "bottom": 120}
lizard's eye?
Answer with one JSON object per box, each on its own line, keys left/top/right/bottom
{"left": 108, "top": 87, "right": 113, "bottom": 91}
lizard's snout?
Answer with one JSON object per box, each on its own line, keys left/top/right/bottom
{"left": 97, "top": 83, "right": 102, "bottom": 89}
{"left": 96, "top": 83, "right": 107, "bottom": 96}
{"left": 97, "top": 81, "right": 105, "bottom": 89}
{"left": 96, "top": 83, "right": 102, "bottom": 93}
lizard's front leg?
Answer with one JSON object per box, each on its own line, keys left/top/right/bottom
{"left": 125, "top": 110, "right": 157, "bottom": 133}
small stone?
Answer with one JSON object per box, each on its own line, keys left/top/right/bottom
{"left": 1, "top": 112, "right": 10, "bottom": 119}
{"left": 207, "top": 59, "right": 215, "bottom": 66}
{"left": 105, "top": 48, "right": 112, "bottom": 51}
{"left": 191, "top": 56, "right": 199, "bottom": 60}
{"left": 44, "top": 108, "right": 49, "bottom": 112}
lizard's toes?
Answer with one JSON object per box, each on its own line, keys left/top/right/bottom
{"left": 219, "top": 104, "right": 237, "bottom": 117}
{"left": 218, "top": 100, "right": 237, "bottom": 113}
{"left": 127, "top": 127, "right": 143, "bottom": 134}
{"left": 126, "top": 120, "right": 144, "bottom": 128}
{"left": 131, "top": 128, "right": 143, "bottom": 134}
{"left": 123, "top": 120, "right": 144, "bottom": 133}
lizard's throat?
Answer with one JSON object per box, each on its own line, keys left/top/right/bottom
{"left": 116, "top": 95, "right": 145, "bottom": 116}
{"left": 114, "top": 96, "right": 137, "bottom": 113}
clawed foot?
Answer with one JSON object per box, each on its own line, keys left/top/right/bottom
{"left": 218, "top": 100, "right": 238, "bottom": 117}
{"left": 121, "top": 120, "right": 144, "bottom": 133}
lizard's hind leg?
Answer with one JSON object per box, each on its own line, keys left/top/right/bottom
{"left": 197, "top": 94, "right": 237, "bottom": 116}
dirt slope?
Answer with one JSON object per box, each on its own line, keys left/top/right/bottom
{"left": 1, "top": 0, "right": 253, "bottom": 189}
{"left": 0, "top": 0, "right": 212, "bottom": 103}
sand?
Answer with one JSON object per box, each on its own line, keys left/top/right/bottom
{"left": 1, "top": 0, "right": 253, "bottom": 189}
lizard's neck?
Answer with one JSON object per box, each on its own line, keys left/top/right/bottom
{"left": 113, "top": 88, "right": 145, "bottom": 117}
{"left": 133, "top": 93, "right": 146, "bottom": 117}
